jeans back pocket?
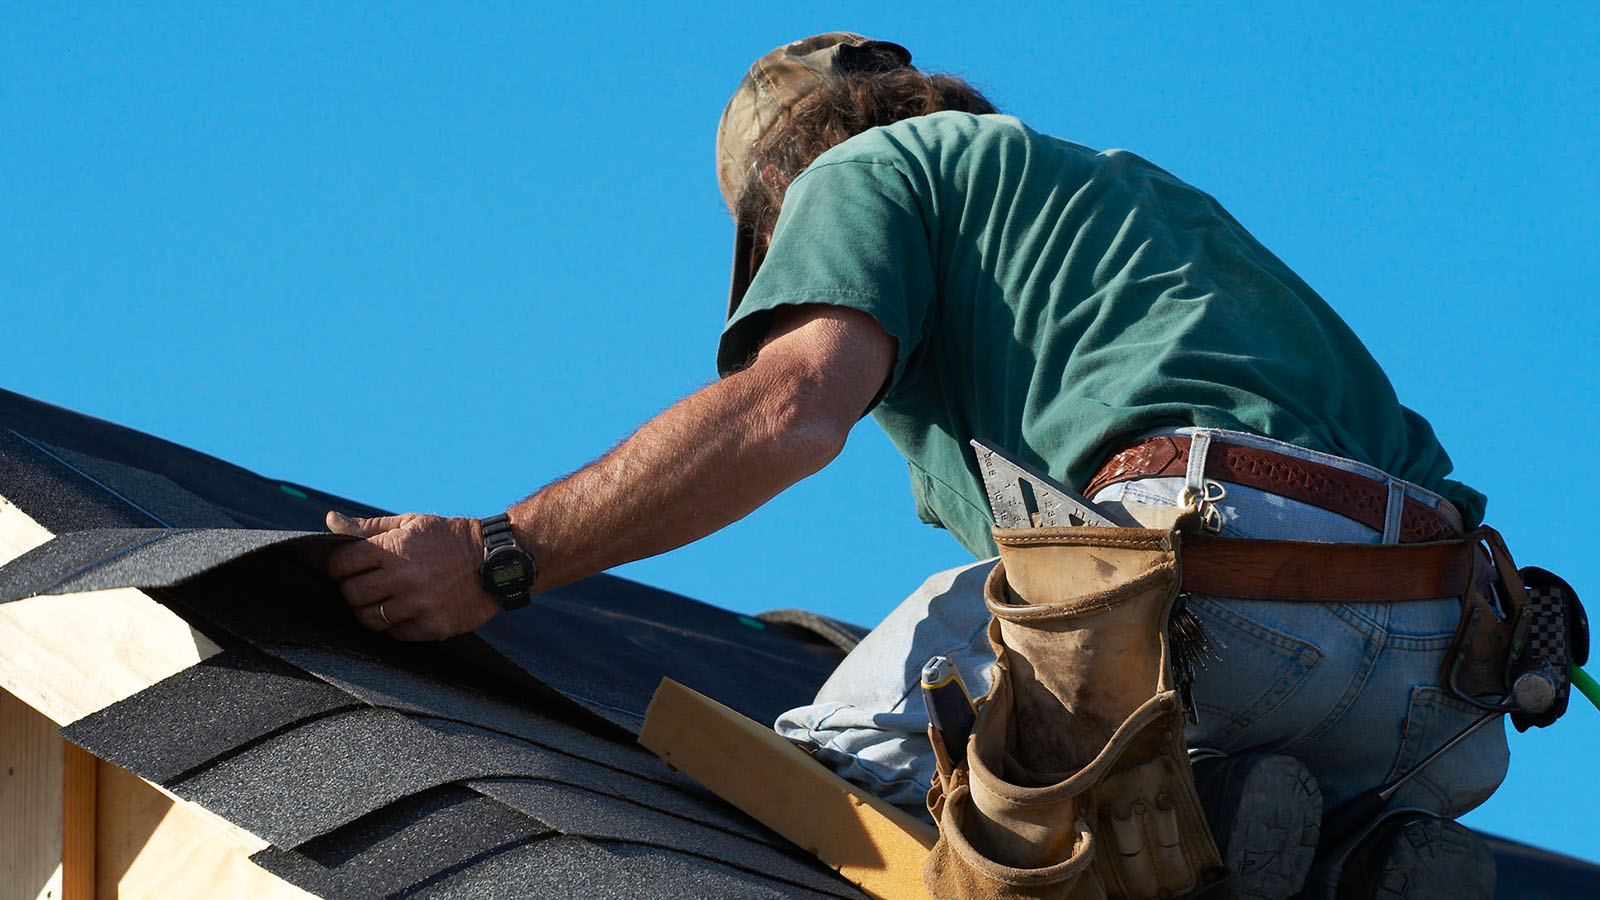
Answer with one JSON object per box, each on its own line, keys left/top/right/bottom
{"left": 1185, "top": 596, "right": 1325, "bottom": 751}
{"left": 1384, "top": 686, "right": 1509, "bottom": 818}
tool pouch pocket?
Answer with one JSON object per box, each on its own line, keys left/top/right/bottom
{"left": 1445, "top": 527, "right": 1528, "bottom": 701}
{"left": 1441, "top": 526, "right": 1587, "bottom": 731}
{"left": 923, "top": 527, "right": 1227, "bottom": 900}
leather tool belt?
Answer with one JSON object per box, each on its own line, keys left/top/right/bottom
{"left": 1176, "top": 525, "right": 1582, "bottom": 728}
{"left": 1085, "top": 435, "right": 1461, "bottom": 543}
{"left": 922, "top": 521, "right": 1583, "bottom": 899}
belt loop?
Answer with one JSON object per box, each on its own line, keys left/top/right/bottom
{"left": 1381, "top": 479, "right": 1405, "bottom": 544}
{"left": 1180, "top": 431, "right": 1227, "bottom": 531}
{"left": 1184, "top": 431, "right": 1213, "bottom": 496}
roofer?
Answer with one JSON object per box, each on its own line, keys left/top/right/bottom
{"left": 322, "top": 33, "right": 1580, "bottom": 900}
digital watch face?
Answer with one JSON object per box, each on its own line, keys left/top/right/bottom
{"left": 481, "top": 548, "right": 535, "bottom": 604}
{"left": 492, "top": 561, "right": 525, "bottom": 586}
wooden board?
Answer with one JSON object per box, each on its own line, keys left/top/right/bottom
{"left": 1, "top": 690, "right": 64, "bottom": 900}
{"left": 63, "top": 742, "right": 97, "bottom": 900}
{"left": 639, "top": 677, "right": 937, "bottom": 900}
{"left": 0, "top": 689, "right": 303, "bottom": 900}
{"left": 95, "top": 759, "right": 315, "bottom": 900}
{"left": 0, "top": 493, "right": 221, "bottom": 728}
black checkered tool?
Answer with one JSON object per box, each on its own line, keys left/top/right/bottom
{"left": 1510, "top": 566, "right": 1589, "bottom": 731}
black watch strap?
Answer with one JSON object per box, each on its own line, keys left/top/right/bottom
{"left": 479, "top": 513, "right": 536, "bottom": 609}
{"left": 482, "top": 513, "right": 518, "bottom": 552}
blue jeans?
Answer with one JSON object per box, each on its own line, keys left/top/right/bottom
{"left": 776, "top": 428, "right": 1508, "bottom": 822}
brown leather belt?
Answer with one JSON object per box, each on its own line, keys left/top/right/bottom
{"left": 1084, "top": 435, "right": 1461, "bottom": 543}
{"left": 1178, "top": 533, "right": 1474, "bottom": 601}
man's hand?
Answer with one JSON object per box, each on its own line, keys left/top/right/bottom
{"left": 324, "top": 511, "right": 502, "bottom": 641}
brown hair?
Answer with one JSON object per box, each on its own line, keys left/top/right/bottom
{"left": 735, "top": 69, "right": 997, "bottom": 273}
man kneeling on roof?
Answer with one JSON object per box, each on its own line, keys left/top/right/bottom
{"left": 325, "top": 33, "right": 1562, "bottom": 900}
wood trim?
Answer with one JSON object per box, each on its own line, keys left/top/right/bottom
{"left": 62, "top": 741, "right": 97, "bottom": 900}
{"left": 1, "top": 690, "right": 64, "bottom": 900}
{"left": 640, "top": 678, "right": 936, "bottom": 900}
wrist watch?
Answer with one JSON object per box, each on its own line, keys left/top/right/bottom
{"left": 478, "top": 513, "right": 537, "bottom": 609}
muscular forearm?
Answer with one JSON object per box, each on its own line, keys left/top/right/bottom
{"left": 508, "top": 352, "right": 851, "bottom": 592}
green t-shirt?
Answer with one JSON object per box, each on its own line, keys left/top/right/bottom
{"left": 718, "top": 113, "right": 1485, "bottom": 558}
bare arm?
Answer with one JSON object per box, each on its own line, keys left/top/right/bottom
{"left": 324, "top": 305, "right": 896, "bottom": 640}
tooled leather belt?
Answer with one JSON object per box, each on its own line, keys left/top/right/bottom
{"left": 1083, "top": 435, "right": 1461, "bottom": 543}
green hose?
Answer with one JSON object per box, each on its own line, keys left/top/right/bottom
{"left": 1572, "top": 664, "right": 1600, "bottom": 713}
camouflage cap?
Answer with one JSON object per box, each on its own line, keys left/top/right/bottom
{"left": 718, "top": 33, "right": 912, "bottom": 318}
{"left": 715, "top": 33, "right": 913, "bottom": 216}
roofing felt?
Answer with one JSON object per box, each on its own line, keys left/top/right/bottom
{"left": 0, "top": 387, "right": 866, "bottom": 898}
{"left": 5, "top": 385, "right": 1600, "bottom": 898}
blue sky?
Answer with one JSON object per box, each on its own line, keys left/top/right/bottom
{"left": 5, "top": 1, "right": 1598, "bottom": 865}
